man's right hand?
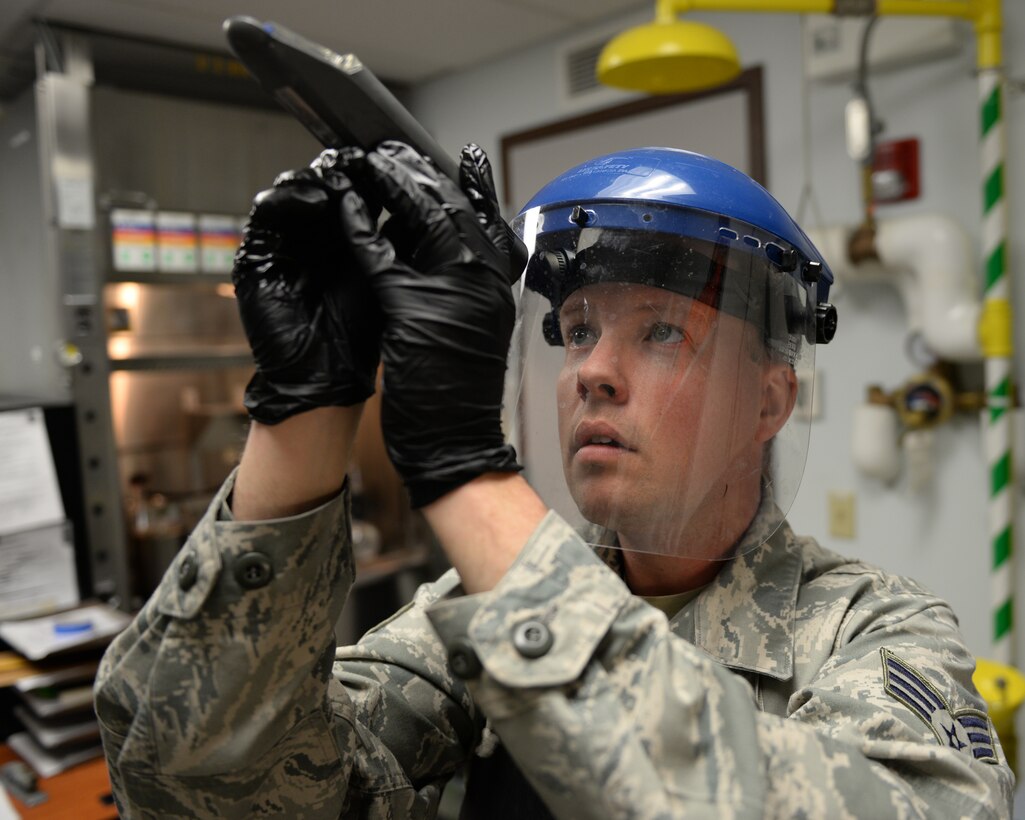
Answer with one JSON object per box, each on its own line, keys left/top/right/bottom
{"left": 339, "top": 142, "right": 522, "bottom": 509}
{"left": 233, "top": 150, "right": 382, "bottom": 425}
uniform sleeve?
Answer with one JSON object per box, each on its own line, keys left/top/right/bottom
{"left": 424, "top": 512, "right": 1015, "bottom": 820}
{"left": 757, "top": 571, "right": 1015, "bottom": 819}
{"left": 94, "top": 470, "right": 478, "bottom": 819}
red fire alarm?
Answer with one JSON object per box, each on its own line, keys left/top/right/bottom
{"left": 872, "top": 138, "right": 920, "bottom": 204}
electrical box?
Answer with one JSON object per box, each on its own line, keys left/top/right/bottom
{"left": 803, "top": 15, "right": 964, "bottom": 83}
{"left": 873, "top": 138, "right": 921, "bottom": 203}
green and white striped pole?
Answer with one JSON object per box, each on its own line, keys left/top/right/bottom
{"left": 978, "top": 60, "right": 1015, "bottom": 664}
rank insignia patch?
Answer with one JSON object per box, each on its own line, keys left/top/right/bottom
{"left": 882, "top": 648, "right": 997, "bottom": 763}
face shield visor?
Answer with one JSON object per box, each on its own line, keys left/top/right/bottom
{"left": 507, "top": 200, "right": 825, "bottom": 561}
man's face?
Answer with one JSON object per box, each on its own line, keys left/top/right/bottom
{"left": 555, "top": 282, "right": 794, "bottom": 554}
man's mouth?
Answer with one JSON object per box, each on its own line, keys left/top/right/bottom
{"left": 573, "top": 424, "right": 634, "bottom": 454}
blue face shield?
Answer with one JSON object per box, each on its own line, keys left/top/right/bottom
{"left": 504, "top": 148, "right": 836, "bottom": 560}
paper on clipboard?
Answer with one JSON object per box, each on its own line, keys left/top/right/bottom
{"left": 0, "top": 524, "right": 79, "bottom": 620}
{"left": 0, "top": 408, "right": 65, "bottom": 536}
{"left": 0, "top": 603, "right": 132, "bottom": 662}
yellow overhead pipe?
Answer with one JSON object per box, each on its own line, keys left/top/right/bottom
{"left": 598, "top": 0, "right": 1001, "bottom": 94}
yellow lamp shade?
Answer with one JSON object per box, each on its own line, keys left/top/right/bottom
{"left": 974, "top": 658, "right": 1025, "bottom": 726}
{"left": 597, "top": 20, "right": 741, "bottom": 95}
{"left": 973, "top": 657, "right": 1025, "bottom": 773}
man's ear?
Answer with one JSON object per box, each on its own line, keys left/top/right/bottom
{"left": 757, "top": 362, "right": 798, "bottom": 443}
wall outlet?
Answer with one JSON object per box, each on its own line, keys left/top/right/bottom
{"left": 828, "top": 491, "right": 856, "bottom": 539}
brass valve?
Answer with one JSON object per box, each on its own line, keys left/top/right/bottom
{"left": 866, "top": 363, "right": 999, "bottom": 432}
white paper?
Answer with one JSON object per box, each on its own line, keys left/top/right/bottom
{"left": 19, "top": 683, "right": 95, "bottom": 718}
{"left": 7, "top": 731, "right": 103, "bottom": 779}
{"left": 0, "top": 782, "right": 18, "bottom": 820}
{"left": 0, "top": 603, "right": 132, "bottom": 662}
{"left": 0, "top": 409, "right": 65, "bottom": 536}
{"left": 0, "top": 524, "right": 79, "bottom": 620}
{"left": 13, "top": 706, "right": 99, "bottom": 749}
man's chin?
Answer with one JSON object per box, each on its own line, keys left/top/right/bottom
{"left": 573, "top": 492, "right": 696, "bottom": 549}
{"left": 573, "top": 497, "right": 613, "bottom": 529}
{"left": 573, "top": 492, "right": 633, "bottom": 534}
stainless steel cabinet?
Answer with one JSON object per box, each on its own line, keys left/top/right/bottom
{"left": 0, "top": 28, "right": 335, "bottom": 607}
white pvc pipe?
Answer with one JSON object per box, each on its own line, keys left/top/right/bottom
{"left": 851, "top": 403, "right": 902, "bottom": 483}
{"left": 807, "top": 214, "right": 982, "bottom": 362}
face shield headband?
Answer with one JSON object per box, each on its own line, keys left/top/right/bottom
{"left": 522, "top": 202, "right": 822, "bottom": 362}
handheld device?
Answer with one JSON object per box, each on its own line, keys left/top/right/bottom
{"left": 224, "top": 16, "right": 524, "bottom": 272}
{"left": 225, "top": 16, "right": 462, "bottom": 183}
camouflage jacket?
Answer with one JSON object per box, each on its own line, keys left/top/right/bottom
{"left": 95, "top": 472, "right": 1014, "bottom": 818}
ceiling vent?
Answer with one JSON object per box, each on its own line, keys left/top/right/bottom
{"left": 565, "top": 38, "right": 607, "bottom": 97}
{"left": 556, "top": 23, "right": 639, "bottom": 110}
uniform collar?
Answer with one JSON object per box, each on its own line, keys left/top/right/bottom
{"left": 682, "top": 502, "right": 803, "bottom": 681}
{"left": 591, "top": 495, "right": 803, "bottom": 681}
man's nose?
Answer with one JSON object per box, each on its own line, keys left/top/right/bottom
{"left": 576, "top": 338, "right": 627, "bottom": 402}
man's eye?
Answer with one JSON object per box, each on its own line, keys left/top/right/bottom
{"left": 649, "top": 322, "right": 685, "bottom": 344}
{"left": 565, "top": 325, "right": 597, "bottom": 347}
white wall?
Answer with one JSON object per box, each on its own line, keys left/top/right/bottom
{"left": 407, "top": 6, "right": 1025, "bottom": 670}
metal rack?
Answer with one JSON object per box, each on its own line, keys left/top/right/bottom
{"left": 2, "top": 25, "right": 322, "bottom": 607}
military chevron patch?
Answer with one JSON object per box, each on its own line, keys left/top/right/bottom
{"left": 882, "top": 649, "right": 998, "bottom": 764}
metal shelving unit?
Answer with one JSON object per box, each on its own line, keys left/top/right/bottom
{"left": 5, "top": 25, "right": 322, "bottom": 607}
{"left": 0, "top": 23, "right": 430, "bottom": 613}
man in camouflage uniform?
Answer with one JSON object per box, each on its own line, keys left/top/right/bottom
{"left": 95, "top": 143, "right": 1014, "bottom": 818}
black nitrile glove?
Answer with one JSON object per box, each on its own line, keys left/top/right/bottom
{"left": 340, "top": 141, "right": 521, "bottom": 507}
{"left": 233, "top": 150, "right": 382, "bottom": 424}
